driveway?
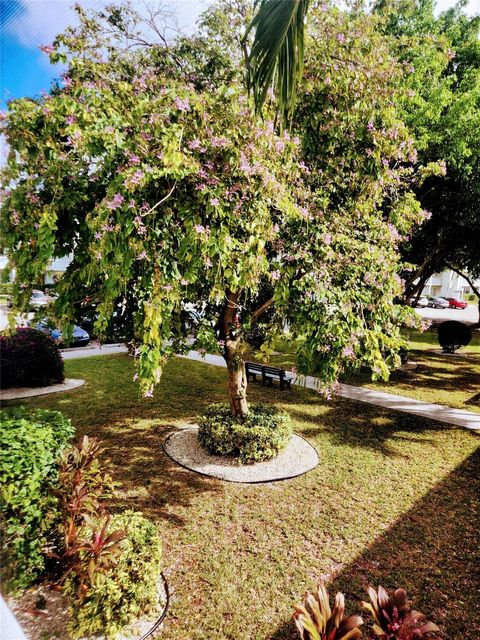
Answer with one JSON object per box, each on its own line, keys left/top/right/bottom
{"left": 415, "top": 304, "right": 478, "bottom": 326}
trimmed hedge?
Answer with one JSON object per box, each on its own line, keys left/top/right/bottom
{"left": 0, "top": 327, "right": 64, "bottom": 389}
{"left": 437, "top": 320, "right": 472, "bottom": 353}
{"left": 66, "top": 511, "right": 163, "bottom": 639}
{"left": 198, "top": 403, "right": 293, "bottom": 464}
{"left": 0, "top": 407, "right": 74, "bottom": 591}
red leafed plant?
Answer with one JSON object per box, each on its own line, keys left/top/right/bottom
{"left": 49, "top": 436, "right": 125, "bottom": 596}
{"left": 362, "top": 586, "right": 441, "bottom": 639}
{"left": 293, "top": 582, "right": 364, "bottom": 640}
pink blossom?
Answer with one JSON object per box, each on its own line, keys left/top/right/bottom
{"left": 342, "top": 346, "right": 354, "bottom": 358}
{"left": 144, "top": 388, "right": 154, "bottom": 398}
{"left": 210, "top": 197, "right": 220, "bottom": 206}
{"left": 40, "top": 44, "right": 55, "bottom": 55}
{"left": 65, "top": 115, "right": 76, "bottom": 125}
{"left": 127, "top": 153, "right": 140, "bottom": 165}
{"left": 324, "top": 233, "right": 332, "bottom": 245}
{"left": 195, "top": 224, "right": 206, "bottom": 234}
{"left": 273, "top": 223, "right": 280, "bottom": 233}
{"left": 188, "top": 139, "right": 201, "bottom": 150}
{"left": 11, "top": 210, "right": 20, "bottom": 225}
{"left": 27, "top": 194, "right": 40, "bottom": 204}
{"left": 106, "top": 193, "right": 125, "bottom": 210}
{"left": 271, "top": 270, "right": 281, "bottom": 281}
{"left": 175, "top": 97, "right": 190, "bottom": 112}
{"left": 43, "top": 107, "right": 52, "bottom": 116}
{"left": 94, "top": 231, "right": 103, "bottom": 240}
{"left": 211, "top": 136, "right": 228, "bottom": 148}
{"left": 275, "top": 140, "right": 285, "bottom": 153}
{"left": 181, "top": 279, "right": 189, "bottom": 285}
{"left": 163, "top": 285, "right": 173, "bottom": 292}
{"left": 62, "top": 76, "right": 73, "bottom": 88}
{"left": 136, "top": 251, "right": 147, "bottom": 260}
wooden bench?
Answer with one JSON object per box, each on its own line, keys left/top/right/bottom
{"left": 245, "top": 362, "right": 294, "bottom": 390}
{"left": 245, "top": 362, "right": 263, "bottom": 383}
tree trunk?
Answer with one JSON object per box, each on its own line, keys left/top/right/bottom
{"left": 221, "top": 290, "right": 249, "bottom": 417}
{"left": 225, "top": 343, "right": 249, "bottom": 417}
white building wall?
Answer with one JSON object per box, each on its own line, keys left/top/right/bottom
{"left": 423, "top": 271, "right": 480, "bottom": 299}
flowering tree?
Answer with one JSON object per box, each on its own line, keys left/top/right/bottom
{"left": 1, "top": 4, "right": 425, "bottom": 415}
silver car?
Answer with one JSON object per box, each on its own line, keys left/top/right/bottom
{"left": 427, "top": 296, "right": 449, "bottom": 309}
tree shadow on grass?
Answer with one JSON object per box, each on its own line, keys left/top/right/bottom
{"left": 343, "top": 351, "right": 480, "bottom": 401}
{"left": 269, "top": 446, "right": 480, "bottom": 640}
{"left": 286, "top": 398, "right": 451, "bottom": 458}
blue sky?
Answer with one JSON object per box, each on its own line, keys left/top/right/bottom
{"left": 1, "top": 0, "right": 211, "bottom": 108}
{"left": 1, "top": 0, "right": 478, "bottom": 109}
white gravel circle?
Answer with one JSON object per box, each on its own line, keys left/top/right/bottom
{"left": 164, "top": 426, "right": 319, "bottom": 483}
{"left": 0, "top": 378, "right": 85, "bottom": 400}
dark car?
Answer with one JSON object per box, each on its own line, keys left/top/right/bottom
{"left": 34, "top": 321, "right": 90, "bottom": 347}
{"left": 427, "top": 296, "right": 449, "bottom": 309}
{"left": 441, "top": 297, "right": 468, "bottom": 309}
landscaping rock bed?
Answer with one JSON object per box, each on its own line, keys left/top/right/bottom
{"left": 164, "top": 425, "right": 319, "bottom": 483}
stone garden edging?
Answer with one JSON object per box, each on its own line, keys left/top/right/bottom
{"left": 0, "top": 379, "right": 85, "bottom": 401}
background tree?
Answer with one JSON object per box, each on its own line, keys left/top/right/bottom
{"left": 1, "top": 3, "right": 424, "bottom": 414}
{"left": 374, "top": 0, "right": 480, "bottom": 317}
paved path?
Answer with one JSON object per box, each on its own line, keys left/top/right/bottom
{"left": 62, "top": 346, "right": 480, "bottom": 432}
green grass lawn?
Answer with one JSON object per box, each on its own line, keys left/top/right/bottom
{"left": 4, "top": 354, "right": 479, "bottom": 639}
{"left": 249, "top": 328, "right": 480, "bottom": 413}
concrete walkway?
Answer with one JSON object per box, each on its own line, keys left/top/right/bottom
{"left": 62, "top": 346, "right": 480, "bottom": 432}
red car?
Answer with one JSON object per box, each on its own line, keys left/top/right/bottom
{"left": 442, "top": 297, "right": 468, "bottom": 309}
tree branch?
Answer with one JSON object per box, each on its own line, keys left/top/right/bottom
{"left": 444, "top": 263, "right": 480, "bottom": 298}
{"left": 251, "top": 297, "right": 274, "bottom": 324}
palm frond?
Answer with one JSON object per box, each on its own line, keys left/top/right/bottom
{"left": 244, "top": 0, "right": 310, "bottom": 125}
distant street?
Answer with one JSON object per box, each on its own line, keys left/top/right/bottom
{"left": 415, "top": 304, "right": 478, "bottom": 326}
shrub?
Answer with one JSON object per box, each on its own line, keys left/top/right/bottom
{"left": 65, "top": 511, "right": 162, "bottom": 639}
{"left": 198, "top": 403, "right": 293, "bottom": 464}
{"left": 0, "top": 407, "right": 74, "bottom": 591}
{"left": 437, "top": 320, "right": 472, "bottom": 353}
{"left": 0, "top": 327, "right": 64, "bottom": 389}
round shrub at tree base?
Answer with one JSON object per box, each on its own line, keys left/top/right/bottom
{"left": 0, "top": 328, "right": 64, "bottom": 389}
{"left": 65, "top": 511, "right": 162, "bottom": 640}
{"left": 198, "top": 404, "right": 293, "bottom": 464}
{"left": 437, "top": 321, "right": 472, "bottom": 353}
{"left": 0, "top": 407, "right": 74, "bottom": 591}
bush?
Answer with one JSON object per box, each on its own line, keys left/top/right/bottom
{"left": 66, "top": 511, "right": 163, "bottom": 639}
{"left": 0, "top": 407, "right": 74, "bottom": 591}
{"left": 198, "top": 403, "right": 293, "bottom": 464}
{"left": 0, "top": 327, "right": 64, "bottom": 389}
{"left": 437, "top": 320, "right": 472, "bottom": 353}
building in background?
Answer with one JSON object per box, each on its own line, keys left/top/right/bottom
{"left": 0, "top": 255, "right": 71, "bottom": 284}
{"left": 422, "top": 270, "right": 479, "bottom": 300}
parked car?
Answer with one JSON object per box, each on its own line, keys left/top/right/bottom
{"left": 30, "top": 289, "right": 57, "bottom": 307}
{"left": 411, "top": 296, "right": 429, "bottom": 308}
{"left": 33, "top": 320, "right": 90, "bottom": 347}
{"left": 441, "top": 297, "right": 468, "bottom": 309}
{"left": 427, "top": 296, "right": 449, "bottom": 309}
{"left": 7, "top": 289, "right": 56, "bottom": 308}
